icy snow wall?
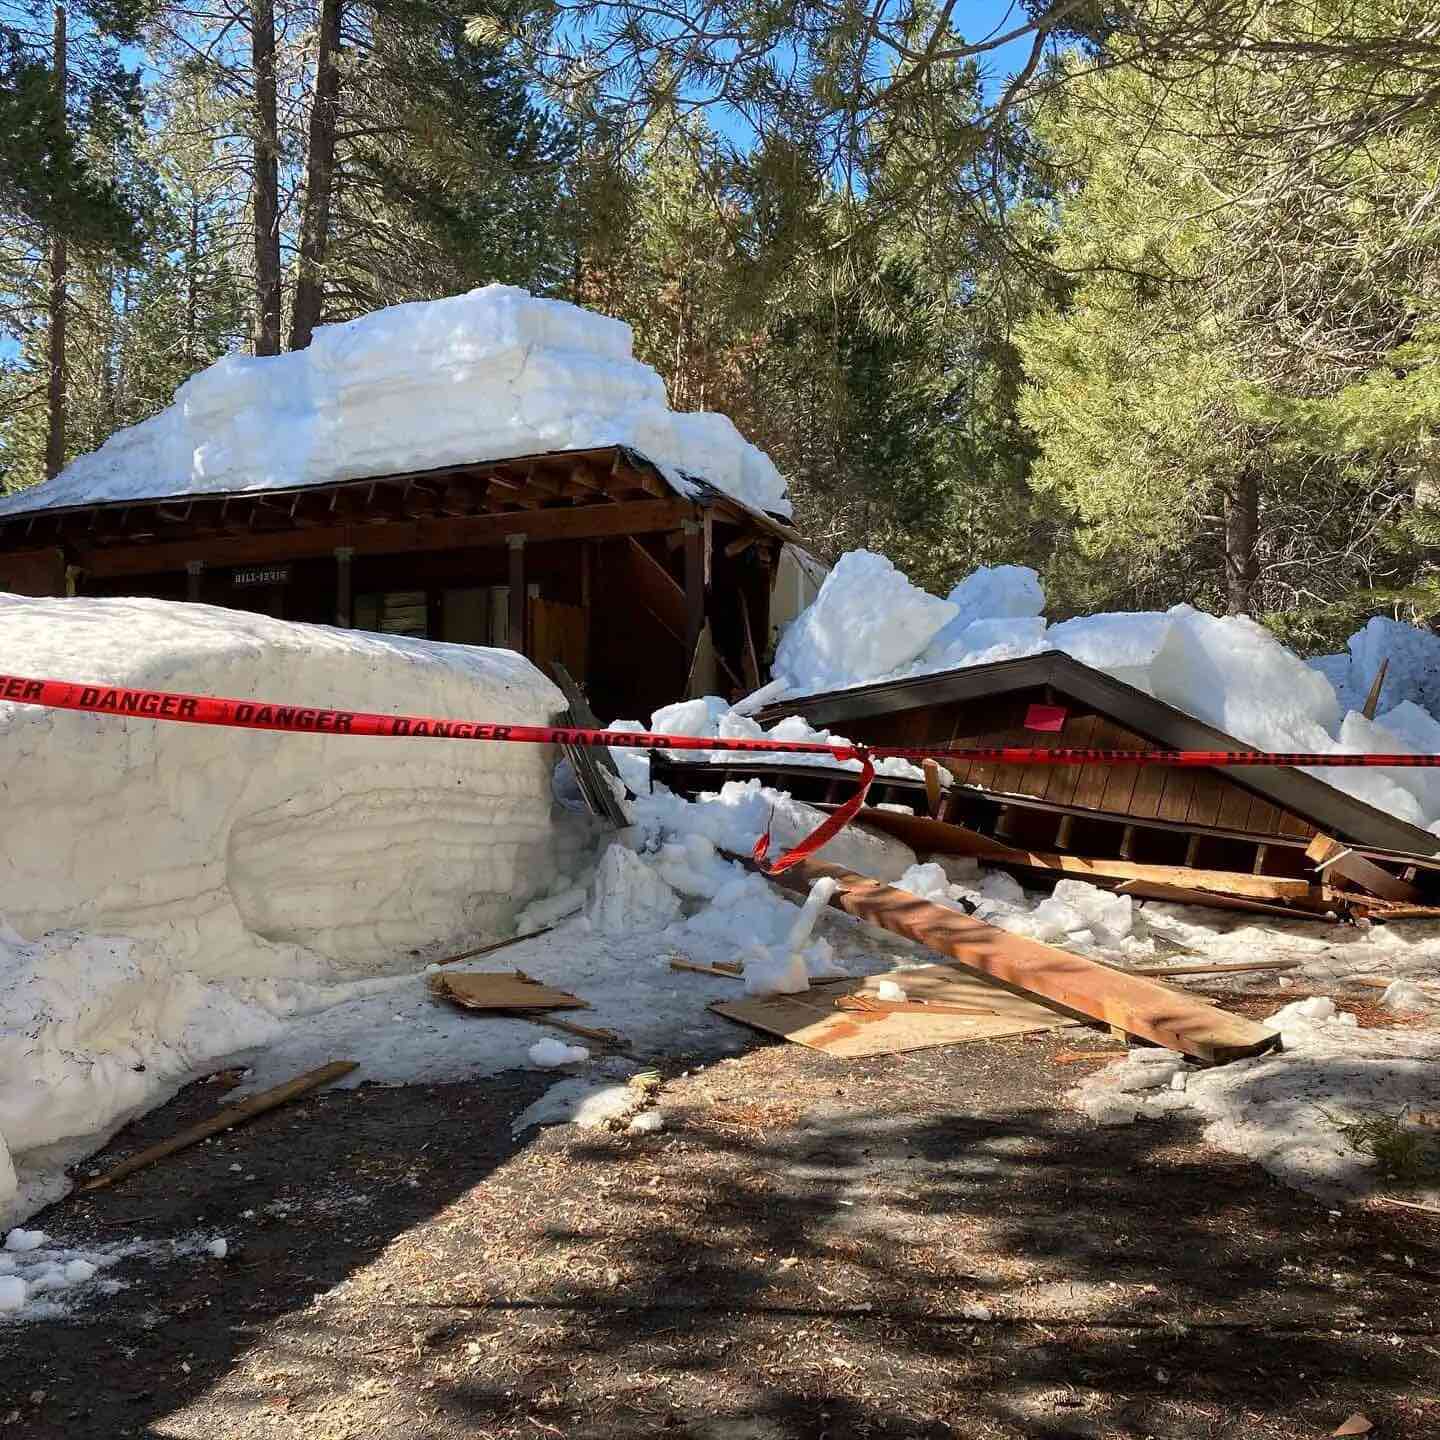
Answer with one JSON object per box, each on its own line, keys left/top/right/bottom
{"left": 0, "top": 594, "right": 565, "bottom": 978}
{"left": 0, "top": 285, "right": 790, "bottom": 521}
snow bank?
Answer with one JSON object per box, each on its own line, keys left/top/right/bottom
{"left": 0, "top": 593, "right": 567, "bottom": 1224}
{"left": 0, "top": 285, "right": 790, "bottom": 521}
{"left": 0, "top": 595, "right": 564, "bottom": 973}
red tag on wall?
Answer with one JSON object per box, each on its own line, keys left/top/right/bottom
{"left": 1024, "top": 704, "right": 1068, "bottom": 732}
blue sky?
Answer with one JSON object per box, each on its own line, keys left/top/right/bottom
{"left": 4, "top": 3, "right": 1039, "bottom": 370}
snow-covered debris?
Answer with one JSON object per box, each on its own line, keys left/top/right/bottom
{"left": 762, "top": 549, "right": 1440, "bottom": 834}
{"left": 0, "top": 285, "right": 790, "bottom": 520}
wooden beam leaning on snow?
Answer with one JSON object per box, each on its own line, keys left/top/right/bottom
{"left": 757, "top": 860, "right": 1282, "bottom": 1064}
{"left": 1306, "top": 833, "right": 1424, "bottom": 905}
{"left": 852, "top": 807, "right": 1327, "bottom": 906}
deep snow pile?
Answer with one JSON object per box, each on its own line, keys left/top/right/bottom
{"left": 0, "top": 594, "right": 569, "bottom": 1225}
{"left": 764, "top": 550, "right": 1440, "bottom": 835}
{"left": 0, "top": 285, "right": 789, "bottom": 520}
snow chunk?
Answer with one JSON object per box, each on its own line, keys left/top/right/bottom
{"left": 586, "top": 844, "right": 683, "bottom": 934}
{"left": 206, "top": 1238, "right": 228, "bottom": 1259}
{"left": 1, "top": 286, "right": 790, "bottom": 521}
{"left": 512, "top": 1079, "right": 640, "bottom": 1134}
{"left": 63, "top": 1259, "right": 97, "bottom": 1283}
{"left": 1148, "top": 605, "right": 1340, "bottom": 751}
{"left": 0, "top": 1275, "right": 26, "bottom": 1311}
{"left": 1345, "top": 617, "right": 1440, "bottom": 719}
{"left": 1050, "top": 880, "right": 1133, "bottom": 946}
{"left": 946, "top": 565, "right": 1045, "bottom": 626}
{"left": 772, "top": 550, "right": 957, "bottom": 693}
{"left": 528, "top": 1039, "right": 591, "bottom": 1068}
{"left": 627, "top": 1109, "right": 665, "bottom": 1135}
{"left": 4, "top": 1229, "right": 47, "bottom": 1253}
{"left": 875, "top": 980, "right": 907, "bottom": 1002}
{"left": 1048, "top": 611, "right": 1171, "bottom": 694}
{"left": 1380, "top": 980, "right": 1436, "bottom": 1013}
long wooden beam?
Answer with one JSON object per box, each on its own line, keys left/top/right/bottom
{"left": 76, "top": 499, "right": 693, "bottom": 577}
{"left": 762, "top": 859, "right": 1281, "bottom": 1063}
{"left": 1306, "top": 833, "right": 1423, "bottom": 904}
{"left": 851, "top": 807, "right": 1322, "bottom": 902}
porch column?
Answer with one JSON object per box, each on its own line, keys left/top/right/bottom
{"left": 334, "top": 545, "right": 354, "bottom": 627}
{"left": 507, "top": 533, "right": 527, "bottom": 655}
{"left": 185, "top": 559, "right": 204, "bottom": 603}
{"left": 683, "top": 518, "right": 705, "bottom": 656}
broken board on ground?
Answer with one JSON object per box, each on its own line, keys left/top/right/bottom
{"left": 429, "top": 970, "right": 588, "bottom": 1012}
{"left": 711, "top": 964, "right": 1076, "bottom": 1058}
{"left": 549, "top": 661, "right": 629, "bottom": 826}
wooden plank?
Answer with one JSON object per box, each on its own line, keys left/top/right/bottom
{"left": 684, "top": 518, "right": 706, "bottom": 656}
{"left": 685, "top": 620, "right": 719, "bottom": 699}
{"left": 1114, "top": 879, "right": 1337, "bottom": 920}
{"left": 737, "top": 589, "right": 763, "bottom": 691}
{"left": 1307, "top": 833, "right": 1424, "bottom": 903}
{"left": 848, "top": 807, "right": 1322, "bottom": 901}
{"left": 429, "top": 970, "right": 589, "bottom": 1011}
{"left": 1362, "top": 657, "right": 1390, "bottom": 719}
{"left": 923, "top": 759, "right": 944, "bottom": 819}
{"left": 1126, "top": 959, "right": 1302, "bottom": 977}
{"left": 711, "top": 964, "right": 1073, "bottom": 1057}
{"left": 77, "top": 499, "right": 693, "bottom": 577}
{"left": 82, "top": 1060, "right": 358, "bottom": 1192}
{"left": 621, "top": 536, "right": 688, "bottom": 639}
{"left": 759, "top": 861, "right": 1282, "bottom": 1063}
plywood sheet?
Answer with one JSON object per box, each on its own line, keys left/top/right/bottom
{"left": 429, "top": 970, "right": 588, "bottom": 1012}
{"left": 711, "top": 964, "right": 1075, "bottom": 1057}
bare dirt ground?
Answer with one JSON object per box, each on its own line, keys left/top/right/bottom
{"left": 3, "top": 1026, "right": 1438, "bottom": 1440}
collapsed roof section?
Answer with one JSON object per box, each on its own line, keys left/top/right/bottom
{"left": 754, "top": 651, "right": 1440, "bottom": 859}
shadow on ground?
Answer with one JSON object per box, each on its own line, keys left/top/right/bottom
{"left": 3, "top": 1034, "right": 1439, "bottom": 1438}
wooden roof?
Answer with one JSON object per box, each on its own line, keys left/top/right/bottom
{"left": 755, "top": 651, "right": 1440, "bottom": 857}
{"left": 0, "top": 445, "right": 800, "bottom": 559}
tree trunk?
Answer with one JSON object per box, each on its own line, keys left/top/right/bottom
{"left": 185, "top": 199, "right": 199, "bottom": 368}
{"left": 45, "top": 3, "right": 68, "bottom": 479}
{"left": 288, "top": 0, "right": 342, "bottom": 352}
{"left": 251, "top": 0, "right": 282, "bottom": 356}
{"left": 1223, "top": 470, "right": 1260, "bottom": 615}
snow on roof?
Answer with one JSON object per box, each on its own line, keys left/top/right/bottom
{"left": 0, "top": 286, "right": 791, "bottom": 522}
{"left": 757, "top": 551, "right": 1440, "bottom": 845}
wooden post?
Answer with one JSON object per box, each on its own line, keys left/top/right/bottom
{"left": 507, "top": 533, "right": 527, "bottom": 655}
{"left": 334, "top": 545, "right": 353, "bottom": 627}
{"left": 186, "top": 559, "right": 204, "bottom": 603}
{"left": 683, "top": 518, "right": 705, "bottom": 658}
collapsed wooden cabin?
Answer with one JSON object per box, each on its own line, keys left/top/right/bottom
{"left": 0, "top": 444, "right": 816, "bottom": 721}
{"left": 660, "top": 652, "right": 1440, "bottom": 909}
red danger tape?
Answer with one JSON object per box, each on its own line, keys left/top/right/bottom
{"left": 6, "top": 670, "right": 1440, "bottom": 766}
{"left": 5, "top": 669, "right": 1440, "bottom": 873}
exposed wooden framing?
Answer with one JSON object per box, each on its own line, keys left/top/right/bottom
{"left": 185, "top": 559, "right": 204, "bottom": 603}
{"left": 725, "top": 534, "right": 758, "bottom": 559}
{"left": 1252, "top": 843, "right": 1269, "bottom": 875}
{"left": 620, "top": 537, "right": 687, "bottom": 641}
{"left": 507, "top": 534, "right": 527, "bottom": 655}
{"left": 683, "top": 517, "right": 706, "bottom": 657}
{"left": 738, "top": 589, "right": 763, "bottom": 691}
{"left": 76, "top": 499, "right": 692, "bottom": 577}
{"left": 1119, "top": 824, "right": 1138, "bottom": 859}
{"left": 334, "top": 545, "right": 353, "bottom": 627}
{"left": 1306, "top": 833, "right": 1423, "bottom": 903}
{"left": 923, "top": 759, "right": 944, "bottom": 820}
{"left": 1184, "top": 834, "right": 1202, "bottom": 867}
{"left": 759, "top": 859, "right": 1281, "bottom": 1063}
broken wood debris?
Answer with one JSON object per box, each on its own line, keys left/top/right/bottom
{"left": 432, "top": 926, "right": 555, "bottom": 967}
{"left": 1124, "top": 959, "right": 1302, "bottom": 978}
{"left": 427, "top": 969, "right": 589, "bottom": 1011}
{"left": 1307, "top": 833, "right": 1423, "bottom": 904}
{"left": 669, "top": 956, "right": 744, "bottom": 978}
{"left": 755, "top": 858, "right": 1282, "bottom": 1063}
{"left": 712, "top": 963, "right": 1073, "bottom": 1057}
{"left": 82, "top": 1059, "right": 358, "bottom": 1193}
{"left": 833, "top": 994, "right": 995, "bottom": 1017}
